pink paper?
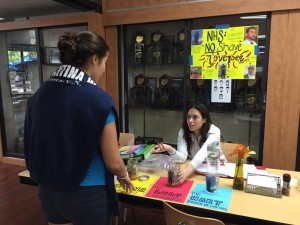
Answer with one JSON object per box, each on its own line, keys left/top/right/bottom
{"left": 145, "top": 177, "right": 194, "bottom": 203}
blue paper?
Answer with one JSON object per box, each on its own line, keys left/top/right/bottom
{"left": 254, "top": 45, "right": 260, "bottom": 55}
{"left": 186, "top": 184, "right": 232, "bottom": 211}
{"left": 216, "top": 24, "right": 230, "bottom": 29}
{"left": 188, "top": 55, "right": 193, "bottom": 65}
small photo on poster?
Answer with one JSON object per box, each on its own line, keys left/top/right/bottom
{"left": 244, "top": 26, "right": 258, "bottom": 45}
{"left": 191, "top": 29, "right": 203, "bottom": 46}
{"left": 190, "top": 66, "right": 202, "bottom": 79}
{"left": 211, "top": 78, "right": 231, "bottom": 103}
{"left": 244, "top": 65, "right": 256, "bottom": 79}
{"left": 218, "top": 63, "right": 227, "bottom": 79}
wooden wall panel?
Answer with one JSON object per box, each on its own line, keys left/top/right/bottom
{"left": 103, "top": 0, "right": 300, "bottom": 26}
{"left": 0, "top": 157, "right": 25, "bottom": 166}
{"left": 105, "top": 26, "right": 119, "bottom": 111}
{"left": 263, "top": 10, "right": 300, "bottom": 170}
{"left": 106, "top": 0, "right": 185, "bottom": 10}
{"left": 92, "top": 14, "right": 107, "bottom": 91}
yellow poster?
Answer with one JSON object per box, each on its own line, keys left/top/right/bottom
{"left": 115, "top": 175, "right": 159, "bottom": 196}
{"left": 191, "top": 25, "right": 259, "bottom": 79}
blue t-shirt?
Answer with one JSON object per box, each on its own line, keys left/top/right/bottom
{"left": 80, "top": 111, "right": 116, "bottom": 186}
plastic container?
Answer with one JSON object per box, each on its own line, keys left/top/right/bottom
{"left": 206, "top": 141, "right": 220, "bottom": 193}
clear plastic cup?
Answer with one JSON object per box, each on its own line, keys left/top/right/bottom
{"left": 167, "top": 162, "right": 181, "bottom": 187}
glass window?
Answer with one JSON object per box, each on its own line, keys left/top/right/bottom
{"left": 0, "top": 25, "right": 87, "bottom": 158}
{"left": 0, "top": 29, "right": 40, "bottom": 157}
{"left": 121, "top": 13, "right": 270, "bottom": 164}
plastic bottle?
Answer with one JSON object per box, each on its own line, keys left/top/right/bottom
{"left": 206, "top": 141, "right": 220, "bottom": 193}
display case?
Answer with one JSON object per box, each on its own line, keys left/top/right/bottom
{"left": 43, "top": 47, "right": 60, "bottom": 65}
{"left": 121, "top": 21, "right": 188, "bottom": 145}
{"left": 120, "top": 13, "right": 270, "bottom": 164}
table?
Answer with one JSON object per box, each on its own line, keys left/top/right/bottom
{"left": 18, "top": 166, "right": 300, "bottom": 225}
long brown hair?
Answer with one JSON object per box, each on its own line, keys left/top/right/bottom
{"left": 182, "top": 103, "right": 212, "bottom": 154}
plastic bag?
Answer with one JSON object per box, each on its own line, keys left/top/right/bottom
{"left": 138, "top": 154, "right": 182, "bottom": 172}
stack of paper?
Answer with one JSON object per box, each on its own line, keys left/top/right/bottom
{"left": 196, "top": 162, "right": 268, "bottom": 179}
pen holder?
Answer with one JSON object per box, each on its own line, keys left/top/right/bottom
{"left": 167, "top": 162, "right": 181, "bottom": 187}
{"left": 127, "top": 158, "right": 139, "bottom": 180}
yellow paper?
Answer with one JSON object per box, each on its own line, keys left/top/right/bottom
{"left": 115, "top": 175, "right": 159, "bottom": 196}
{"left": 191, "top": 26, "right": 259, "bottom": 79}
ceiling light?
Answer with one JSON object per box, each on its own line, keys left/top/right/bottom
{"left": 240, "top": 15, "right": 267, "bottom": 19}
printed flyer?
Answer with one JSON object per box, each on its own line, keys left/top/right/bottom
{"left": 191, "top": 25, "right": 259, "bottom": 79}
{"left": 186, "top": 184, "right": 233, "bottom": 211}
{"left": 115, "top": 175, "right": 159, "bottom": 196}
{"left": 146, "top": 177, "right": 194, "bottom": 203}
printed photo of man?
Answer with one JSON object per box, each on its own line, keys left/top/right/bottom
{"left": 244, "top": 65, "right": 256, "bottom": 79}
{"left": 244, "top": 26, "right": 257, "bottom": 45}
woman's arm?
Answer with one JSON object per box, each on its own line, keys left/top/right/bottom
{"left": 150, "top": 129, "right": 188, "bottom": 163}
{"left": 179, "top": 125, "right": 220, "bottom": 183}
{"left": 99, "top": 122, "right": 134, "bottom": 192}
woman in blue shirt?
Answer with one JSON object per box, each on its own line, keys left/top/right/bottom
{"left": 24, "top": 31, "right": 134, "bottom": 225}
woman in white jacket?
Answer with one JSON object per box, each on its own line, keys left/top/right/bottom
{"left": 151, "top": 103, "right": 226, "bottom": 183}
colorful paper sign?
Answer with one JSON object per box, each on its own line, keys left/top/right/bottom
{"left": 115, "top": 175, "right": 159, "bottom": 196}
{"left": 186, "top": 184, "right": 232, "bottom": 211}
{"left": 191, "top": 25, "right": 259, "bottom": 79}
{"left": 145, "top": 177, "right": 194, "bottom": 203}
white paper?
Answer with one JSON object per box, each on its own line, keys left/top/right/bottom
{"left": 196, "top": 162, "right": 268, "bottom": 179}
{"left": 247, "top": 174, "right": 281, "bottom": 189}
{"left": 211, "top": 78, "right": 231, "bottom": 103}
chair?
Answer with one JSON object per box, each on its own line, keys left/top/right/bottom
{"left": 163, "top": 201, "right": 225, "bottom": 225}
{"left": 119, "top": 132, "right": 135, "bottom": 146}
{"left": 118, "top": 202, "right": 164, "bottom": 225}
{"left": 220, "top": 142, "right": 237, "bottom": 163}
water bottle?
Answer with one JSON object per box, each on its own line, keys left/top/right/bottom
{"left": 206, "top": 141, "right": 220, "bottom": 193}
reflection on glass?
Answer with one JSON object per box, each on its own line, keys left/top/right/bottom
{"left": 1, "top": 29, "right": 39, "bottom": 157}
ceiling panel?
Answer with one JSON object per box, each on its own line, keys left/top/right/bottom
{"left": 0, "top": 0, "right": 85, "bottom": 22}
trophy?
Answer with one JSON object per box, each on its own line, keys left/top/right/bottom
{"left": 170, "top": 78, "right": 183, "bottom": 109}
{"left": 246, "top": 80, "right": 258, "bottom": 110}
{"left": 130, "top": 74, "right": 152, "bottom": 106}
{"left": 177, "top": 29, "right": 185, "bottom": 63}
{"left": 133, "top": 32, "right": 145, "bottom": 63}
{"left": 195, "top": 79, "right": 205, "bottom": 104}
{"left": 151, "top": 31, "right": 164, "bottom": 63}
{"left": 154, "top": 74, "right": 176, "bottom": 108}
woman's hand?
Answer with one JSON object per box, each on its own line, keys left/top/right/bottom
{"left": 178, "top": 164, "right": 195, "bottom": 183}
{"left": 151, "top": 143, "right": 175, "bottom": 155}
{"left": 117, "top": 174, "right": 134, "bottom": 193}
